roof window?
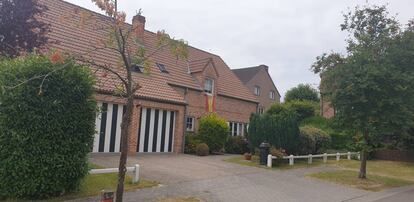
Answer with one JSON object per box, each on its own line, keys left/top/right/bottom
{"left": 156, "top": 63, "right": 169, "bottom": 73}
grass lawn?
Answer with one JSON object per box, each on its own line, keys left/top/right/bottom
{"left": 328, "top": 160, "right": 414, "bottom": 181}
{"left": 309, "top": 170, "right": 413, "bottom": 191}
{"left": 46, "top": 163, "right": 158, "bottom": 201}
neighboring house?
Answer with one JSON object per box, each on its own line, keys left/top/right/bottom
{"left": 232, "top": 65, "right": 281, "bottom": 113}
{"left": 37, "top": 0, "right": 258, "bottom": 154}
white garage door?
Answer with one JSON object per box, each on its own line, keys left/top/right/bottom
{"left": 93, "top": 102, "right": 124, "bottom": 153}
{"left": 137, "top": 107, "right": 176, "bottom": 153}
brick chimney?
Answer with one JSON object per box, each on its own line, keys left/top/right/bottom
{"left": 132, "top": 14, "right": 146, "bottom": 39}
{"left": 259, "top": 64, "right": 269, "bottom": 72}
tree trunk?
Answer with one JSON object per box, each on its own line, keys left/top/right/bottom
{"left": 115, "top": 95, "right": 134, "bottom": 202}
{"left": 359, "top": 149, "right": 367, "bottom": 179}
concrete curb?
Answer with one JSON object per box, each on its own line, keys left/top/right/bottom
{"left": 344, "top": 185, "right": 414, "bottom": 202}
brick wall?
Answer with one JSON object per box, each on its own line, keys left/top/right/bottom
{"left": 173, "top": 87, "right": 257, "bottom": 132}
{"left": 244, "top": 68, "right": 280, "bottom": 111}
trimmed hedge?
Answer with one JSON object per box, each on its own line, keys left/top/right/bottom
{"left": 196, "top": 143, "right": 209, "bottom": 156}
{"left": 248, "top": 105, "right": 299, "bottom": 154}
{"left": 298, "top": 126, "right": 331, "bottom": 154}
{"left": 198, "top": 114, "right": 229, "bottom": 152}
{"left": 0, "top": 55, "right": 96, "bottom": 199}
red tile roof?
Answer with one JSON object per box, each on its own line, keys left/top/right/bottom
{"left": 38, "top": 0, "right": 258, "bottom": 104}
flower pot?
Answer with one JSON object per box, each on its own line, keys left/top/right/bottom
{"left": 244, "top": 153, "right": 252, "bottom": 160}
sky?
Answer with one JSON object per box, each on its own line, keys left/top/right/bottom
{"left": 65, "top": 0, "right": 413, "bottom": 99}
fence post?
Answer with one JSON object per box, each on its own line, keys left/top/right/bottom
{"left": 357, "top": 152, "right": 361, "bottom": 160}
{"left": 308, "top": 154, "right": 313, "bottom": 164}
{"left": 267, "top": 154, "right": 272, "bottom": 168}
{"left": 133, "top": 164, "right": 140, "bottom": 183}
{"left": 347, "top": 152, "right": 351, "bottom": 160}
{"left": 336, "top": 152, "right": 340, "bottom": 161}
{"left": 289, "top": 155, "right": 294, "bottom": 166}
{"left": 323, "top": 153, "right": 327, "bottom": 163}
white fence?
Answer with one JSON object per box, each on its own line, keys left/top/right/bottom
{"left": 89, "top": 164, "right": 140, "bottom": 183}
{"left": 267, "top": 152, "right": 360, "bottom": 168}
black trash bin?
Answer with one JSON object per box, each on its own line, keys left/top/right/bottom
{"left": 259, "top": 142, "right": 270, "bottom": 165}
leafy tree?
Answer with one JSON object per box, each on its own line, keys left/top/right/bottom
{"left": 284, "top": 84, "right": 319, "bottom": 102}
{"left": 198, "top": 114, "right": 229, "bottom": 152}
{"left": 0, "top": 0, "right": 49, "bottom": 57}
{"left": 81, "top": 1, "right": 188, "bottom": 201}
{"left": 0, "top": 55, "right": 96, "bottom": 199}
{"left": 312, "top": 5, "right": 414, "bottom": 179}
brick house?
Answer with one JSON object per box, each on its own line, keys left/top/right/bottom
{"left": 232, "top": 65, "right": 281, "bottom": 113}
{"left": 38, "top": 0, "right": 258, "bottom": 154}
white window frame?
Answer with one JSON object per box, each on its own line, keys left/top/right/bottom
{"left": 204, "top": 78, "right": 214, "bottom": 94}
{"left": 254, "top": 86, "right": 261, "bottom": 96}
{"left": 269, "top": 91, "right": 275, "bottom": 100}
{"left": 186, "top": 117, "right": 195, "bottom": 132}
{"left": 228, "top": 121, "right": 246, "bottom": 136}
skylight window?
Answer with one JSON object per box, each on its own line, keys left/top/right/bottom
{"left": 156, "top": 63, "right": 168, "bottom": 73}
{"left": 131, "top": 64, "right": 144, "bottom": 73}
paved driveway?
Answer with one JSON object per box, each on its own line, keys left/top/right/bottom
{"left": 84, "top": 154, "right": 399, "bottom": 202}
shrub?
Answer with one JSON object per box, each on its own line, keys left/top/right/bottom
{"left": 285, "top": 100, "right": 317, "bottom": 122}
{"left": 196, "top": 143, "right": 209, "bottom": 156}
{"left": 184, "top": 133, "right": 202, "bottom": 154}
{"left": 225, "top": 136, "right": 249, "bottom": 154}
{"left": 0, "top": 55, "right": 96, "bottom": 199}
{"left": 298, "top": 126, "right": 331, "bottom": 154}
{"left": 198, "top": 114, "right": 229, "bottom": 152}
{"left": 270, "top": 146, "right": 287, "bottom": 165}
{"left": 284, "top": 84, "right": 319, "bottom": 102}
{"left": 249, "top": 106, "right": 299, "bottom": 154}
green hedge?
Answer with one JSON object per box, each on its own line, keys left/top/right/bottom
{"left": 184, "top": 133, "right": 202, "bottom": 154}
{"left": 284, "top": 100, "right": 317, "bottom": 121}
{"left": 298, "top": 126, "right": 331, "bottom": 154}
{"left": 0, "top": 55, "right": 96, "bottom": 199}
{"left": 198, "top": 114, "right": 229, "bottom": 152}
{"left": 248, "top": 105, "right": 299, "bottom": 154}
{"left": 225, "top": 136, "right": 249, "bottom": 154}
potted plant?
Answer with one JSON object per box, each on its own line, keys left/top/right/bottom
{"left": 244, "top": 152, "right": 252, "bottom": 160}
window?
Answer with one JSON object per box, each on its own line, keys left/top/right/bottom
{"left": 228, "top": 121, "right": 246, "bottom": 136}
{"left": 254, "top": 86, "right": 261, "bottom": 96}
{"left": 204, "top": 78, "right": 214, "bottom": 94}
{"left": 269, "top": 91, "right": 275, "bottom": 100}
{"left": 258, "top": 107, "right": 264, "bottom": 114}
{"left": 156, "top": 63, "right": 169, "bottom": 73}
{"left": 186, "top": 117, "right": 195, "bottom": 131}
{"left": 131, "top": 64, "right": 144, "bottom": 73}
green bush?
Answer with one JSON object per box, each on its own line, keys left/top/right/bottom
{"left": 225, "top": 136, "right": 249, "bottom": 154}
{"left": 301, "top": 116, "right": 354, "bottom": 150}
{"left": 198, "top": 114, "right": 229, "bottom": 152}
{"left": 184, "top": 133, "right": 202, "bottom": 154}
{"left": 196, "top": 143, "right": 209, "bottom": 156}
{"left": 0, "top": 55, "right": 96, "bottom": 199}
{"left": 298, "top": 126, "right": 331, "bottom": 154}
{"left": 249, "top": 105, "right": 299, "bottom": 154}
{"left": 285, "top": 100, "right": 317, "bottom": 121}
{"left": 284, "top": 84, "right": 319, "bottom": 102}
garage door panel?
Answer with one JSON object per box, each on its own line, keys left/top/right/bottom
{"left": 93, "top": 102, "right": 123, "bottom": 153}
{"left": 137, "top": 107, "right": 175, "bottom": 153}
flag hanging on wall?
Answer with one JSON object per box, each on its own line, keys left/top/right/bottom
{"left": 205, "top": 94, "right": 215, "bottom": 112}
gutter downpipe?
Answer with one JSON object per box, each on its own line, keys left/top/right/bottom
{"left": 181, "top": 87, "right": 189, "bottom": 153}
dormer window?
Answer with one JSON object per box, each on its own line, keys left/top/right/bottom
{"left": 156, "top": 63, "right": 168, "bottom": 73}
{"left": 254, "top": 86, "right": 261, "bottom": 96}
{"left": 131, "top": 64, "right": 144, "bottom": 73}
{"left": 204, "top": 78, "right": 214, "bottom": 94}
